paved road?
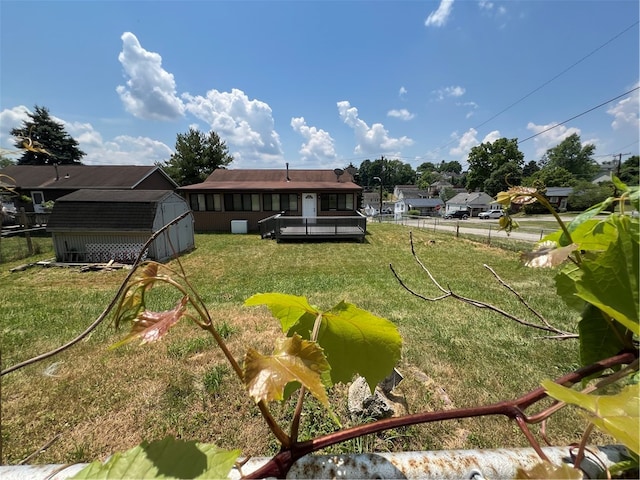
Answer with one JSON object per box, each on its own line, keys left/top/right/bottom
{"left": 372, "top": 216, "right": 563, "bottom": 243}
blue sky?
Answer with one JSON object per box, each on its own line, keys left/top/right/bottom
{"left": 1, "top": 1, "right": 638, "bottom": 171}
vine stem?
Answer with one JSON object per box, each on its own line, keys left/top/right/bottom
{"left": 1, "top": 211, "right": 191, "bottom": 376}
{"left": 243, "top": 351, "right": 637, "bottom": 479}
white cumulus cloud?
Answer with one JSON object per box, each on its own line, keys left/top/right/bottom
{"left": 526, "top": 122, "right": 582, "bottom": 159}
{"left": 183, "top": 88, "right": 284, "bottom": 168}
{"left": 449, "top": 128, "right": 501, "bottom": 161}
{"left": 337, "top": 101, "right": 414, "bottom": 155}
{"left": 433, "top": 85, "right": 466, "bottom": 101}
{"left": 290, "top": 117, "right": 338, "bottom": 165}
{"left": 0, "top": 106, "right": 30, "bottom": 155}
{"left": 387, "top": 109, "right": 415, "bottom": 121}
{"left": 425, "top": 0, "right": 454, "bottom": 27}
{"left": 116, "top": 32, "right": 185, "bottom": 120}
{"left": 607, "top": 84, "right": 639, "bottom": 130}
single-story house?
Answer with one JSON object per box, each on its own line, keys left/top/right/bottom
{"left": 393, "top": 185, "right": 429, "bottom": 201}
{"left": 398, "top": 198, "right": 444, "bottom": 217}
{"left": 544, "top": 187, "right": 573, "bottom": 211}
{"left": 445, "top": 192, "right": 496, "bottom": 217}
{"left": 46, "top": 189, "right": 194, "bottom": 263}
{"left": 0, "top": 164, "right": 177, "bottom": 214}
{"left": 179, "top": 167, "right": 363, "bottom": 233}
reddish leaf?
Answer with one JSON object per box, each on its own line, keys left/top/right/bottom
{"left": 111, "top": 296, "right": 188, "bottom": 349}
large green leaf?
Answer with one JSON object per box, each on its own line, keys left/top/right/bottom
{"left": 555, "top": 264, "right": 585, "bottom": 313}
{"left": 244, "top": 293, "right": 318, "bottom": 332}
{"left": 72, "top": 436, "right": 240, "bottom": 479}
{"left": 578, "top": 304, "right": 627, "bottom": 368}
{"left": 573, "top": 219, "right": 639, "bottom": 335}
{"left": 558, "top": 199, "right": 615, "bottom": 246}
{"left": 243, "top": 334, "right": 330, "bottom": 406}
{"left": 289, "top": 301, "right": 402, "bottom": 392}
{"left": 542, "top": 218, "right": 617, "bottom": 251}
{"left": 542, "top": 381, "right": 639, "bottom": 455}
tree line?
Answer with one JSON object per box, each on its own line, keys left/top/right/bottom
{"left": 4, "top": 105, "right": 638, "bottom": 210}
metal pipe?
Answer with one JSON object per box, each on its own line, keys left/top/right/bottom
{"left": 0, "top": 445, "right": 626, "bottom": 480}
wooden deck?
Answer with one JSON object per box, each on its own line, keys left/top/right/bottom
{"left": 259, "top": 213, "right": 367, "bottom": 242}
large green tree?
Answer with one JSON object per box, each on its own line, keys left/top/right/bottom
{"left": 10, "top": 105, "right": 85, "bottom": 165}
{"left": 357, "top": 157, "right": 415, "bottom": 189}
{"left": 539, "top": 133, "right": 598, "bottom": 181}
{"left": 525, "top": 166, "right": 576, "bottom": 188}
{"left": 465, "top": 137, "right": 524, "bottom": 192}
{"left": 161, "top": 128, "right": 234, "bottom": 186}
{"left": 618, "top": 155, "right": 639, "bottom": 186}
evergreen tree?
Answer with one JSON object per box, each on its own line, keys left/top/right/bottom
{"left": 161, "top": 128, "right": 234, "bottom": 186}
{"left": 10, "top": 105, "right": 85, "bottom": 165}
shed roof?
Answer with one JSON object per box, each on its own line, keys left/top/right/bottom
{"left": 0, "top": 165, "right": 177, "bottom": 189}
{"left": 47, "top": 189, "right": 178, "bottom": 232}
{"left": 180, "top": 169, "right": 361, "bottom": 192}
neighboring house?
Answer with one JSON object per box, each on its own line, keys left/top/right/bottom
{"left": 179, "top": 168, "right": 363, "bottom": 233}
{"left": 393, "top": 185, "right": 429, "bottom": 201}
{"left": 399, "top": 197, "right": 444, "bottom": 216}
{"left": 544, "top": 187, "right": 573, "bottom": 211}
{"left": 0, "top": 165, "right": 177, "bottom": 214}
{"left": 445, "top": 192, "right": 496, "bottom": 217}
{"left": 46, "top": 189, "right": 194, "bottom": 263}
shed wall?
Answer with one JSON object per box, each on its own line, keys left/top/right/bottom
{"left": 52, "top": 232, "right": 149, "bottom": 263}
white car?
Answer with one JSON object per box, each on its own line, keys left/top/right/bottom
{"left": 478, "top": 209, "right": 503, "bottom": 219}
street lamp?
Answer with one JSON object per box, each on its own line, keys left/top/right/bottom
{"left": 373, "top": 176, "right": 382, "bottom": 215}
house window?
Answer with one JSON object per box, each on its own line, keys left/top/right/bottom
{"left": 321, "top": 194, "right": 354, "bottom": 211}
{"left": 224, "top": 193, "right": 260, "bottom": 212}
{"left": 190, "top": 194, "right": 221, "bottom": 211}
{"left": 263, "top": 194, "right": 298, "bottom": 212}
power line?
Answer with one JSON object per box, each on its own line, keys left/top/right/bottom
{"left": 517, "top": 86, "right": 639, "bottom": 144}
{"left": 473, "top": 21, "right": 639, "bottom": 131}
{"left": 431, "top": 21, "right": 639, "bottom": 154}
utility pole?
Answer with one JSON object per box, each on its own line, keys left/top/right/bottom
{"left": 613, "top": 152, "right": 631, "bottom": 178}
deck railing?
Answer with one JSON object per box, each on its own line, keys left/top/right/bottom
{"left": 272, "top": 213, "right": 367, "bottom": 242}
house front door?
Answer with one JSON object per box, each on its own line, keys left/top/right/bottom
{"left": 302, "top": 193, "right": 316, "bottom": 224}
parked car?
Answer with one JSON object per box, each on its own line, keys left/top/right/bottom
{"left": 443, "top": 209, "right": 470, "bottom": 220}
{"left": 478, "top": 209, "right": 503, "bottom": 219}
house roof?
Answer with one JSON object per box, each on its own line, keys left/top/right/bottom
{"left": 180, "top": 168, "right": 362, "bottom": 192}
{"left": 394, "top": 186, "right": 430, "bottom": 198}
{"left": 447, "top": 191, "right": 494, "bottom": 205}
{"left": 0, "top": 165, "right": 177, "bottom": 190}
{"left": 404, "top": 198, "right": 444, "bottom": 207}
{"left": 47, "top": 189, "right": 178, "bottom": 232}
{"left": 545, "top": 187, "right": 573, "bottom": 197}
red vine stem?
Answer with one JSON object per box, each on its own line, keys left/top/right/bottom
{"left": 243, "top": 351, "right": 637, "bottom": 479}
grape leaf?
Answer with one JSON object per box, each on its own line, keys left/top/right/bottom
{"left": 542, "top": 381, "right": 639, "bottom": 455}
{"left": 555, "top": 264, "right": 585, "bottom": 313}
{"left": 244, "top": 293, "right": 318, "bottom": 332}
{"left": 520, "top": 241, "right": 578, "bottom": 268}
{"left": 114, "top": 263, "right": 160, "bottom": 328}
{"left": 72, "top": 436, "right": 240, "bottom": 479}
{"left": 110, "top": 296, "right": 188, "bottom": 349}
{"left": 578, "top": 304, "right": 627, "bottom": 368}
{"left": 289, "top": 301, "right": 402, "bottom": 392}
{"left": 541, "top": 218, "right": 617, "bottom": 251}
{"left": 243, "top": 334, "right": 330, "bottom": 407}
{"left": 573, "top": 220, "right": 639, "bottom": 335}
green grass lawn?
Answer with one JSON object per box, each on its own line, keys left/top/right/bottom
{"left": 1, "top": 223, "right": 602, "bottom": 465}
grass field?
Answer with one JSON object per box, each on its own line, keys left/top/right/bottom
{"left": 1, "top": 223, "right": 606, "bottom": 465}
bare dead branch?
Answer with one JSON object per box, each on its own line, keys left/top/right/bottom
{"left": 389, "top": 233, "right": 577, "bottom": 338}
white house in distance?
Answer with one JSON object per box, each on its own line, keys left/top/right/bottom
{"left": 445, "top": 192, "right": 497, "bottom": 217}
